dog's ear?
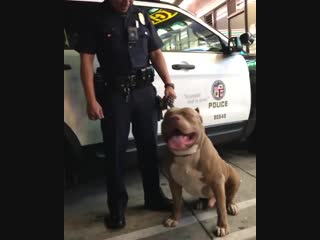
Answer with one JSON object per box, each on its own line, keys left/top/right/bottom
{"left": 195, "top": 108, "right": 203, "bottom": 123}
{"left": 199, "top": 115, "right": 203, "bottom": 123}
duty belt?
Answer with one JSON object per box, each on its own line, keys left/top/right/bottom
{"left": 95, "top": 66, "right": 155, "bottom": 102}
{"left": 110, "top": 67, "right": 154, "bottom": 102}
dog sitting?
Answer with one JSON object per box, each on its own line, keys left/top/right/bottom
{"left": 161, "top": 107, "right": 240, "bottom": 237}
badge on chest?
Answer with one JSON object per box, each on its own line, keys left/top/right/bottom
{"left": 138, "top": 12, "right": 145, "bottom": 25}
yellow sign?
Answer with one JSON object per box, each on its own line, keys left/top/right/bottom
{"left": 149, "top": 9, "right": 178, "bottom": 25}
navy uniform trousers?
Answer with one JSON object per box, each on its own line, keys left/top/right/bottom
{"left": 100, "top": 84, "right": 160, "bottom": 213}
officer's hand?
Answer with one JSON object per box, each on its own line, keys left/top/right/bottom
{"left": 164, "top": 87, "right": 176, "bottom": 99}
{"left": 164, "top": 87, "right": 176, "bottom": 108}
{"left": 87, "top": 100, "right": 104, "bottom": 120}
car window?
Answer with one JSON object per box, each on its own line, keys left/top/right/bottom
{"left": 144, "top": 7, "right": 223, "bottom": 53}
{"left": 64, "top": 2, "right": 224, "bottom": 53}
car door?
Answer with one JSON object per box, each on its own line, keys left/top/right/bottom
{"left": 136, "top": 1, "right": 251, "bottom": 135}
{"left": 64, "top": 1, "right": 102, "bottom": 146}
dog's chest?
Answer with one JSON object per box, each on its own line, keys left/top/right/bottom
{"left": 170, "top": 163, "right": 213, "bottom": 198}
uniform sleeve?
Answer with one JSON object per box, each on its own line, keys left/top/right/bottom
{"left": 74, "top": 18, "right": 97, "bottom": 54}
{"left": 145, "top": 12, "right": 163, "bottom": 52}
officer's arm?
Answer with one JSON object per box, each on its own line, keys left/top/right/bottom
{"left": 80, "top": 53, "right": 96, "bottom": 104}
{"left": 149, "top": 49, "right": 172, "bottom": 85}
{"left": 150, "top": 49, "right": 176, "bottom": 99}
{"left": 80, "top": 53, "right": 104, "bottom": 120}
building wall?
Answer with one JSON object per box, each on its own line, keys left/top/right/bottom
{"left": 180, "top": 0, "right": 256, "bottom": 54}
{"left": 247, "top": 0, "right": 256, "bottom": 53}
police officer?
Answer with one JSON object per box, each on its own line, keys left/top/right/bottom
{"left": 75, "top": 0, "right": 176, "bottom": 229}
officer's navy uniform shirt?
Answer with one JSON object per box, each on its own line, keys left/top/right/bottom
{"left": 75, "top": 2, "right": 163, "bottom": 77}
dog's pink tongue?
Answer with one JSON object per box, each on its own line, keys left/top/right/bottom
{"left": 168, "top": 135, "right": 189, "bottom": 150}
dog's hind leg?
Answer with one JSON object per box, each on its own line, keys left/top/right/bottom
{"left": 225, "top": 166, "right": 240, "bottom": 215}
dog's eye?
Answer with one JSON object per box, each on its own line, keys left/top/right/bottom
{"left": 188, "top": 113, "right": 197, "bottom": 120}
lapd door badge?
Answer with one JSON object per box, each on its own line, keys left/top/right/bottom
{"left": 138, "top": 12, "right": 145, "bottom": 25}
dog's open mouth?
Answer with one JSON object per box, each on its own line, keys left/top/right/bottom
{"left": 167, "top": 129, "right": 196, "bottom": 150}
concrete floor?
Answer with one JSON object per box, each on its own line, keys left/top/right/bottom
{"left": 64, "top": 146, "right": 256, "bottom": 240}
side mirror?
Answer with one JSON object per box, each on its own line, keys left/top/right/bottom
{"left": 240, "top": 32, "right": 255, "bottom": 46}
{"left": 228, "top": 36, "right": 243, "bottom": 53}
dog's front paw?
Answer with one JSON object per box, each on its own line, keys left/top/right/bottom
{"left": 163, "top": 216, "right": 178, "bottom": 227}
{"left": 227, "top": 203, "right": 239, "bottom": 215}
{"left": 214, "top": 226, "right": 229, "bottom": 237}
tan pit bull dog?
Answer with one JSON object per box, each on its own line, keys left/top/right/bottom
{"left": 161, "top": 107, "right": 240, "bottom": 237}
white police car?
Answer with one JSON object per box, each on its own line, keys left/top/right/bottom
{"left": 64, "top": 0, "right": 255, "bottom": 185}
